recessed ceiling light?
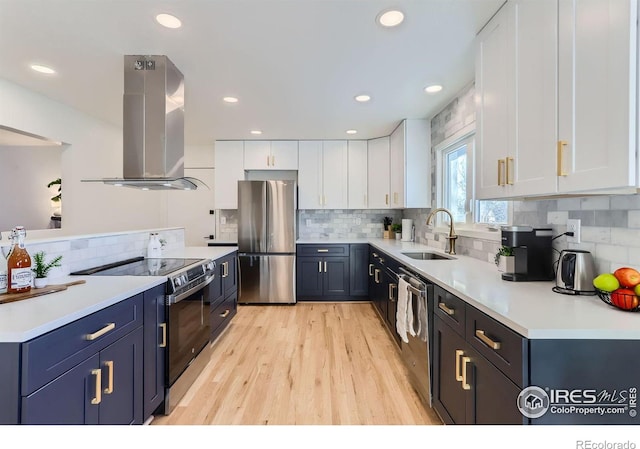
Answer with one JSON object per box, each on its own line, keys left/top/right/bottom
{"left": 425, "top": 84, "right": 443, "bottom": 94}
{"left": 30, "top": 64, "right": 55, "bottom": 74}
{"left": 346, "top": 130, "right": 358, "bottom": 135}
{"left": 250, "top": 130, "right": 262, "bottom": 135}
{"left": 156, "top": 13, "right": 182, "bottom": 29}
{"left": 223, "top": 96, "right": 239, "bottom": 103}
{"left": 354, "top": 94, "right": 371, "bottom": 103}
{"left": 377, "top": 9, "right": 404, "bottom": 27}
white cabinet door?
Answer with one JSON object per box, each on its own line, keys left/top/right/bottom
{"left": 404, "top": 119, "right": 431, "bottom": 208}
{"left": 509, "top": 0, "right": 558, "bottom": 197}
{"left": 214, "top": 141, "right": 245, "bottom": 209}
{"left": 297, "top": 141, "right": 322, "bottom": 209}
{"left": 271, "top": 141, "right": 299, "bottom": 170}
{"left": 558, "top": 0, "right": 637, "bottom": 192}
{"left": 321, "top": 140, "right": 348, "bottom": 209}
{"left": 348, "top": 140, "right": 368, "bottom": 209}
{"left": 389, "top": 121, "right": 405, "bottom": 209}
{"left": 367, "top": 136, "right": 390, "bottom": 209}
{"left": 243, "top": 141, "right": 271, "bottom": 170}
{"left": 166, "top": 168, "right": 215, "bottom": 247}
{"left": 475, "top": 3, "right": 513, "bottom": 200}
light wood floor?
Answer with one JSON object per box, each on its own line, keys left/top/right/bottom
{"left": 153, "top": 302, "right": 442, "bottom": 425}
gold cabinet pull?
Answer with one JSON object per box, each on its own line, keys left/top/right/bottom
{"left": 271, "top": 155, "right": 275, "bottom": 166}
{"left": 388, "top": 283, "right": 397, "bottom": 302}
{"left": 222, "top": 261, "right": 228, "bottom": 278}
{"left": 385, "top": 194, "right": 389, "bottom": 205}
{"left": 557, "top": 141, "right": 568, "bottom": 176}
{"left": 159, "top": 323, "right": 167, "bottom": 348}
{"left": 368, "top": 263, "right": 374, "bottom": 276}
{"left": 438, "top": 302, "right": 455, "bottom": 316}
{"left": 462, "top": 356, "right": 471, "bottom": 390}
{"left": 266, "top": 155, "right": 270, "bottom": 167}
{"left": 317, "top": 249, "right": 329, "bottom": 253}
{"left": 506, "top": 157, "right": 514, "bottom": 185}
{"left": 91, "top": 369, "right": 102, "bottom": 405}
{"left": 323, "top": 195, "right": 326, "bottom": 206}
{"left": 374, "top": 269, "right": 380, "bottom": 284}
{"left": 455, "top": 350, "right": 464, "bottom": 381}
{"left": 85, "top": 323, "right": 115, "bottom": 341}
{"left": 324, "top": 261, "right": 327, "bottom": 273}
{"left": 475, "top": 329, "right": 501, "bottom": 350}
{"left": 497, "top": 159, "right": 506, "bottom": 186}
{"left": 104, "top": 361, "right": 114, "bottom": 394}
{"left": 394, "top": 192, "right": 398, "bottom": 204}
{"left": 318, "top": 261, "right": 322, "bottom": 273}
{"left": 220, "top": 309, "right": 230, "bottom": 318}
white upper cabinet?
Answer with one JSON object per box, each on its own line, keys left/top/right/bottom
{"left": 244, "top": 140, "right": 298, "bottom": 170}
{"left": 214, "top": 140, "right": 245, "bottom": 209}
{"left": 298, "top": 140, "right": 348, "bottom": 209}
{"left": 389, "top": 119, "right": 431, "bottom": 209}
{"left": 367, "top": 136, "right": 390, "bottom": 209}
{"left": 475, "top": 0, "right": 637, "bottom": 199}
{"left": 557, "top": 0, "right": 637, "bottom": 192}
{"left": 347, "top": 140, "right": 368, "bottom": 209}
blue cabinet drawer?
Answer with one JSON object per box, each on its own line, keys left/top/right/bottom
{"left": 297, "top": 244, "right": 349, "bottom": 257}
{"left": 210, "top": 291, "right": 236, "bottom": 342}
{"left": 21, "top": 294, "right": 143, "bottom": 395}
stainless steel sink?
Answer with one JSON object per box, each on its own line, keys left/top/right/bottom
{"left": 401, "top": 251, "right": 455, "bottom": 260}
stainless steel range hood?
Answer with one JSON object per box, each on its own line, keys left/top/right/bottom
{"left": 84, "top": 55, "right": 207, "bottom": 190}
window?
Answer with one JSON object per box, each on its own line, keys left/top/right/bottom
{"left": 436, "top": 130, "right": 510, "bottom": 228}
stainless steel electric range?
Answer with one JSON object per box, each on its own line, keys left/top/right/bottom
{"left": 72, "top": 256, "right": 216, "bottom": 414}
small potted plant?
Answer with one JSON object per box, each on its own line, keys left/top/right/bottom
{"left": 32, "top": 251, "right": 63, "bottom": 288}
{"left": 495, "top": 246, "right": 514, "bottom": 273}
{"left": 391, "top": 223, "right": 402, "bottom": 240}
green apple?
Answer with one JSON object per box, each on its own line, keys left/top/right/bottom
{"left": 634, "top": 284, "right": 640, "bottom": 296}
{"left": 593, "top": 273, "right": 620, "bottom": 292}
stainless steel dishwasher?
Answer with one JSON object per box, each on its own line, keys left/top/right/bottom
{"left": 396, "top": 266, "right": 433, "bottom": 409}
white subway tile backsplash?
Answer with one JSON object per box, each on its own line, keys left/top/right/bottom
{"left": 594, "top": 244, "right": 629, "bottom": 265}
{"left": 610, "top": 228, "right": 640, "bottom": 247}
{"left": 628, "top": 211, "right": 640, "bottom": 228}
{"left": 546, "top": 211, "right": 569, "bottom": 225}
{"left": 555, "top": 198, "right": 582, "bottom": 211}
{"left": 580, "top": 197, "right": 611, "bottom": 210}
{"left": 581, "top": 227, "right": 611, "bottom": 244}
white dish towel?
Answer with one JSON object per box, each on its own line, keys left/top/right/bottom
{"left": 396, "top": 277, "right": 414, "bottom": 343}
{"left": 415, "top": 290, "right": 428, "bottom": 342}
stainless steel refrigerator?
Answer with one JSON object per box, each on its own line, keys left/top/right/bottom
{"left": 237, "top": 180, "right": 297, "bottom": 304}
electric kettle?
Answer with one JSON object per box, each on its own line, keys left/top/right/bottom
{"left": 553, "top": 250, "right": 597, "bottom": 295}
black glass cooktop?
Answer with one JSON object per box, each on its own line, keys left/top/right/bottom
{"left": 71, "top": 257, "right": 204, "bottom": 277}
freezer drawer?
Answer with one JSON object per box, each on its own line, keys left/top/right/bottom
{"left": 238, "top": 255, "right": 296, "bottom": 304}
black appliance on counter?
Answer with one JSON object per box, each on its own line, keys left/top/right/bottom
{"left": 500, "top": 226, "right": 554, "bottom": 281}
{"left": 71, "top": 256, "right": 216, "bottom": 414}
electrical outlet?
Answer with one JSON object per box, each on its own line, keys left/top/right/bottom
{"left": 566, "top": 218, "right": 581, "bottom": 243}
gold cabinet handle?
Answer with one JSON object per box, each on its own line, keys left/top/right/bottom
{"left": 159, "top": 323, "right": 167, "bottom": 348}
{"left": 557, "top": 141, "right": 568, "bottom": 176}
{"left": 497, "top": 159, "right": 506, "bottom": 186}
{"left": 506, "top": 157, "right": 514, "bottom": 185}
{"left": 438, "top": 302, "right": 455, "bottom": 316}
{"left": 271, "top": 155, "right": 275, "bottom": 166}
{"left": 317, "top": 249, "right": 329, "bottom": 253}
{"left": 85, "top": 323, "right": 115, "bottom": 341}
{"left": 374, "top": 269, "right": 380, "bottom": 284}
{"left": 318, "top": 261, "right": 322, "bottom": 273}
{"left": 462, "top": 356, "right": 471, "bottom": 390}
{"left": 385, "top": 194, "right": 389, "bottom": 205}
{"left": 455, "top": 350, "right": 464, "bottom": 381}
{"left": 394, "top": 192, "right": 398, "bottom": 204}
{"left": 222, "top": 261, "right": 228, "bottom": 278}
{"left": 324, "top": 261, "right": 327, "bottom": 273}
{"left": 266, "top": 155, "right": 270, "bottom": 167}
{"left": 104, "top": 360, "right": 114, "bottom": 394}
{"left": 220, "top": 309, "right": 230, "bottom": 318}
{"left": 475, "top": 329, "right": 501, "bottom": 350}
{"left": 368, "top": 263, "right": 374, "bottom": 276}
{"left": 388, "top": 283, "right": 397, "bottom": 302}
{"left": 91, "top": 369, "right": 102, "bottom": 405}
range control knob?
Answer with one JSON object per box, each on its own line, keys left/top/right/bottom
{"left": 174, "top": 277, "right": 182, "bottom": 287}
{"left": 206, "top": 261, "right": 215, "bottom": 272}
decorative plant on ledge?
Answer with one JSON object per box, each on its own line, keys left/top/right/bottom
{"left": 32, "top": 251, "right": 63, "bottom": 288}
{"left": 47, "top": 178, "right": 61, "bottom": 202}
{"left": 494, "top": 246, "right": 513, "bottom": 266}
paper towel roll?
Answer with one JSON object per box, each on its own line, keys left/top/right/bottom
{"left": 401, "top": 219, "right": 414, "bottom": 241}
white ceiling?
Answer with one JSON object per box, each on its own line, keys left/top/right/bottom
{"left": 0, "top": 0, "right": 503, "bottom": 145}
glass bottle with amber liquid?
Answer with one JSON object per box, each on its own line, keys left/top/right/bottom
{"left": 7, "top": 226, "right": 32, "bottom": 294}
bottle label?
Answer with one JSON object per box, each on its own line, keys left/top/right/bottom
{"left": 0, "top": 272, "right": 7, "bottom": 292}
{"left": 10, "top": 268, "right": 32, "bottom": 289}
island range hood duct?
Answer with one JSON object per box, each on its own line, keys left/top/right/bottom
{"left": 84, "top": 55, "right": 206, "bottom": 190}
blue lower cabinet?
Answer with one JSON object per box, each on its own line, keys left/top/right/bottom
{"left": 143, "top": 285, "right": 166, "bottom": 420}
{"left": 22, "top": 327, "right": 143, "bottom": 424}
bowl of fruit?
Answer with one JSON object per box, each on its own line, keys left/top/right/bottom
{"left": 593, "top": 267, "right": 640, "bottom": 312}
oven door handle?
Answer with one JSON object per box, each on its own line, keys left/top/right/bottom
{"left": 167, "top": 274, "right": 215, "bottom": 305}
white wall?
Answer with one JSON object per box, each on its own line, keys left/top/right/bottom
{"left": 0, "top": 78, "right": 168, "bottom": 235}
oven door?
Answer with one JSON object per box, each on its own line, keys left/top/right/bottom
{"left": 167, "top": 278, "right": 212, "bottom": 386}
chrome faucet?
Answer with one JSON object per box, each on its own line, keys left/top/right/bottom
{"left": 426, "top": 208, "right": 457, "bottom": 255}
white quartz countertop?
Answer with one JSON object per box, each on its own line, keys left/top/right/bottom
{"left": 363, "top": 239, "right": 640, "bottom": 340}
{"left": 0, "top": 246, "right": 238, "bottom": 343}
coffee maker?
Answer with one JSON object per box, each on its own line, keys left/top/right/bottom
{"left": 500, "top": 226, "right": 554, "bottom": 281}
